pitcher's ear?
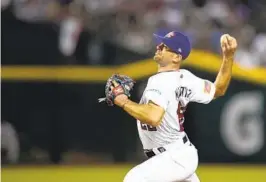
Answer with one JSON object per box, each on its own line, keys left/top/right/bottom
{"left": 172, "top": 54, "right": 182, "bottom": 64}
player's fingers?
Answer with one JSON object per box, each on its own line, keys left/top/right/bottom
{"left": 230, "top": 42, "right": 235, "bottom": 49}
{"left": 230, "top": 37, "right": 236, "bottom": 48}
{"left": 226, "top": 36, "right": 231, "bottom": 46}
{"left": 227, "top": 36, "right": 234, "bottom": 50}
{"left": 227, "top": 43, "right": 232, "bottom": 50}
{"left": 232, "top": 38, "right": 237, "bottom": 49}
{"left": 228, "top": 39, "right": 234, "bottom": 50}
{"left": 224, "top": 40, "right": 229, "bottom": 51}
{"left": 221, "top": 44, "right": 226, "bottom": 52}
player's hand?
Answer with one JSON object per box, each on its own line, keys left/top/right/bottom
{"left": 111, "top": 80, "right": 129, "bottom": 107}
{"left": 220, "top": 34, "right": 238, "bottom": 59}
{"left": 98, "top": 74, "right": 134, "bottom": 106}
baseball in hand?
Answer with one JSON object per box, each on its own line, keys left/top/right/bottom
{"left": 220, "top": 34, "right": 229, "bottom": 45}
{"left": 220, "top": 34, "right": 237, "bottom": 58}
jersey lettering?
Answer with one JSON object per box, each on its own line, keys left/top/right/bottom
{"left": 176, "top": 86, "right": 192, "bottom": 99}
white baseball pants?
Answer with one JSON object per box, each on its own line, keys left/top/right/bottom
{"left": 124, "top": 143, "right": 200, "bottom": 182}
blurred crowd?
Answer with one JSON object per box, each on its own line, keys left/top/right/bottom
{"left": 2, "top": 0, "right": 266, "bottom": 68}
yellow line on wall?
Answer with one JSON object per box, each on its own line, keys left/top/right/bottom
{"left": 2, "top": 164, "right": 266, "bottom": 182}
{"left": 1, "top": 50, "right": 266, "bottom": 85}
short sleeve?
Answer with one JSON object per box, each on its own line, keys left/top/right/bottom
{"left": 144, "top": 88, "right": 169, "bottom": 110}
{"left": 144, "top": 77, "right": 169, "bottom": 110}
{"left": 185, "top": 72, "right": 216, "bottom": 104}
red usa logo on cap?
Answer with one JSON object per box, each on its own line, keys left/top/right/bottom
{"left": 165, "top": 32, "right": 175, "bottom": 38}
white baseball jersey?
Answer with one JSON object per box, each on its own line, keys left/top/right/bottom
{"left": 137, "top": 69, "right": 216, "bottom": 149}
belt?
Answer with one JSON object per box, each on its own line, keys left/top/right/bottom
{"left": 144, "top": 135, "right": 190, "bottom": 159}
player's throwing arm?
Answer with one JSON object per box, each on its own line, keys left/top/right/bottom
{"left": 214, "top": 34, "right": 238, "bottom": 98}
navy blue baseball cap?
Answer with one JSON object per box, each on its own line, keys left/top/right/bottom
{"left": 153, "top": 31, "right": 191, "bottom": 60}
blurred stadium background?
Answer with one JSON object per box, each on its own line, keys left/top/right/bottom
{"left": 1, "top": 0, "right": 266, "bottom": 181}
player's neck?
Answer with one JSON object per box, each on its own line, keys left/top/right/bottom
{"left": 157, "top": 64, "right": 180, "bottom": 73}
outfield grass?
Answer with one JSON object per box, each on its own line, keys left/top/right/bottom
{"left": 2, "top": 164, "right": 266, "bottom": 182}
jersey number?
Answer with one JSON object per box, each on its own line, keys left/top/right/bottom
{"left": 177, "top": 102, "right": 186, "bottom": 131}
{"left": 141, "top": 123, "right": 157, "bottom": 131}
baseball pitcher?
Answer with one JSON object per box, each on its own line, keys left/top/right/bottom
{"left": 100, "top": 31, "right": 237, "bottom": 182}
